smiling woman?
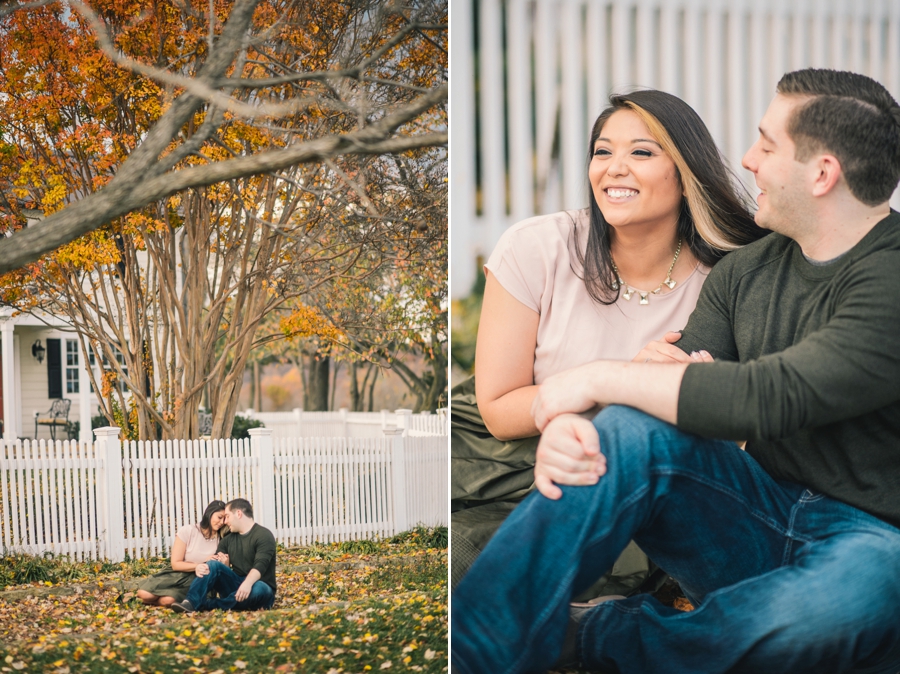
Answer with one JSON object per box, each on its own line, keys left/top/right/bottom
{"left": 450, "top": 89, "right": 768, "bottom": 593}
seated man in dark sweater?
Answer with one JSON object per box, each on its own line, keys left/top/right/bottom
{"left": 453, "top": 69, "right": 900, "bottom": 674}
{"left": 172, "top": 498, "right": 276, "bottom": 613}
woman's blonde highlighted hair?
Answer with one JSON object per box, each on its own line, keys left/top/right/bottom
{"left": 579, "top": 90, "right": 765, "bottom": 304}
{"left": 624, "top": 102, "right": 738, "bottom": 252}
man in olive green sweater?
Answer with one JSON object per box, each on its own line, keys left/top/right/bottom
{"left": 172, "top": 498, "right": 276, "bottom": 612}
{"left": 453, "top": 69, "right": 900, "bottom": 674}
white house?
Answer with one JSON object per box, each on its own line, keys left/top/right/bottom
{"left": 0, "top": 307, "right": 99, "bottom": 442}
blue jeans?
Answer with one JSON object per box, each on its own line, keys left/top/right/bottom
{"left": 452, "top": 406, "right": 900, "bottom": 674}
{"left": 185, "top": 561, "right": 275, "bottom": 611}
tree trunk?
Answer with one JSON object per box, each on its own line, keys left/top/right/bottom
{"left": 306, "top": 353, "right": 330, "bottom": 411}
{"left": 367, "top": 364, "right": 378, "bottom": 412}
{"left": 423, "top": 333, "right": 449, "bottom": 411}
{"left": 330, "top": 360, "right": 341, "bottom": 411}
{"left": 349, "top": 361, "right": 361, "bottom": 411}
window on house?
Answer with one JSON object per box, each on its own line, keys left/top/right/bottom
{"left": 88, "top": 345, "right": 129, "bottom": 393}
{"left": 65, "top": 339, "right": 79, "bottom": 394}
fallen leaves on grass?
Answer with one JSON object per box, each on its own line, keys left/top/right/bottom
{"left": 0, "top": 534, "right": 448, "bottom": 673}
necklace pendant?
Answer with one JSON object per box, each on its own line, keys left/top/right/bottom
{"left": 622, "top": 288, "right": 633, "bottom": 301}
{"left": 664, "top": 277, "right": 677, "bottom": 290}
{"left": 639, "top": 292, "right": 649, "bottom": 305}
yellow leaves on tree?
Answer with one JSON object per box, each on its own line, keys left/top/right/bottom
{"left": 279, "top": 305, "right": 344, "bottom": 344}
{"left": 54, "top": 230, "right": 120, "bottom": 270}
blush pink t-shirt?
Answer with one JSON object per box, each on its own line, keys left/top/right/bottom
{"left": 176, "top": 524, "right": 219, "bottom": 564}
{"left": 485, "top": 209, "right": 709, "bottom": 385}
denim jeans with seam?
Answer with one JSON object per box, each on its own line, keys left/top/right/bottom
{"left": 185, "top": 560, "right": 275, "bottom": 611}
{"left": 451, "top": 405, "right": 900, "bottom": 674}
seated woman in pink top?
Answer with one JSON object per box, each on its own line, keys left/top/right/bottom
{"left": 451, "top": 89, "right": 766, "bottom": 592}
{"left": 136, "top": 500, "right": 227, "bottom": 607}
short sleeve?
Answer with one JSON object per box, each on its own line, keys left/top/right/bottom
{"left": 484, "top": 220, "right": 552, "bottom": 313}
{"left": 175, "top": 524, "right": 194, "bottom": 545}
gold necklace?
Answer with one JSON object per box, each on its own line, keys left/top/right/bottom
{"left": 611, "top": 238, "right": 682, "bottom": 305}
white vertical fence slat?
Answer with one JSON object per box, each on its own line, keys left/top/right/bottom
{"left": 1, "top": 443, "right": 11, "bottom": 552}
{"left": 450, "top": 0, "right": 477, "bottom": 291}
{"left": 507, "top": 0, "right": 534, "bottom": 221}
{"left": 83, "top": 441, "right": 97, "bottom": 560}
{"left": 635, "top": 0, "right": 655, "bottom": 89}
{"left": 163, "top": 440, "right": 175, "bottom": 555}
{"left": 37, "top": 441, "right": 48, "bottom": 549}
{"left": 62, "top": 442, "right": 74, "bottom": 557}
{"left": 18, "top": 442, "right": 29, "bottom": 549}
{"left": 561, "top": 0, "right": 586, "bottom": 209}
{"left": 451, "top": 0, "right": 900, "bottom": 297}
{"left": 659, "top": 2, "right": 678, "bottom": 94}
{"left": 150, "top": 440, "right": 163, "bottom": 558}
{"left": 72, "top": 442, "right": 83, "bottom": 560}
{"left": 585, "top": 2, "right": 609, "bottom": 136}
{"left": 534, "top": 0, "right": 560, "bottom": 215}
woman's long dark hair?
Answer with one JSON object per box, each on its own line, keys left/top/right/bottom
{"left": 198, "top": 500, "right": 226, "bottom": 539}
{"left": 579, "top": 90, "right": 767, "bottom": 304}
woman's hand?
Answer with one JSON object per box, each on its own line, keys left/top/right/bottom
{"left": 534, "top": 414, "right": 606, "bottom": 500}
{"left": 633, "top": 331, "right": 714, "bottom": 363}
{"left": 531, "top": 364, "right": 603, "bottom": 431}
{"left": 633, "top": 331, "right": 691, "bottom": 363}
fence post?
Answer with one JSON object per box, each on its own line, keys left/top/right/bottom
{"left": 95, "top": 426, "right": 124, "bottom": 562}
{"left": 340, "top": 407, "right": 348, "bottom": 436}
{"left": 383, "top": 425, "right": 408, "bottom": 535}
{"left": 293, "top": 408, "right": 302, "bottom": 437}
{"left": 395, "top": 408, "right": 413, "bottom": 437}
{"left": 249, "top": 428, "right": 276, "bottom": 532}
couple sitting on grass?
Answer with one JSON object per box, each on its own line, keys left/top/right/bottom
{"left": 453, "top": 67, "right": 900, "bottom": 673}
{"left": 136, "top": 498, "right": 277, "bottom": 613}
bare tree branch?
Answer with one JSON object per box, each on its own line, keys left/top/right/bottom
{"left": 0, "top": 17, "right": 446, "bottom": 275}
{"left": 0, "top": 0, "right": 53, "bottom": 18}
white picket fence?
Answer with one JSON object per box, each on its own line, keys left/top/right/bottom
{"left": 0, "top": 424, "right": 448, "bottom": 562}
{"left": 242, "top": 408, "right": 448, "bottom": 439}
{"left": 451, "top": 0, "right": 900, "bottom": 296}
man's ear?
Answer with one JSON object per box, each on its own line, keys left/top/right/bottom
{"left": 811, "top": 154, "right": 843, "bottom": 197}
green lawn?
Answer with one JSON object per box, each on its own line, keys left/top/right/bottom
{"left": 0, "top": 528, "right": 448, "bottom": 673}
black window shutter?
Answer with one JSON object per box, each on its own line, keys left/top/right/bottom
{"left": 47, "top": 338, "right": 62, "bottom": 399}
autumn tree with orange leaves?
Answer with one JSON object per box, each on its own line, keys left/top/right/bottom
{"left": 0, "top": 0, "right": 446, "bottom": 439}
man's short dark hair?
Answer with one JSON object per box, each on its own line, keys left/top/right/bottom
{"left": 227, "top": 498, "right": 253, "bottom": 519}
{"left": 777, "top": 68, "right": 900, "bottom": 206}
